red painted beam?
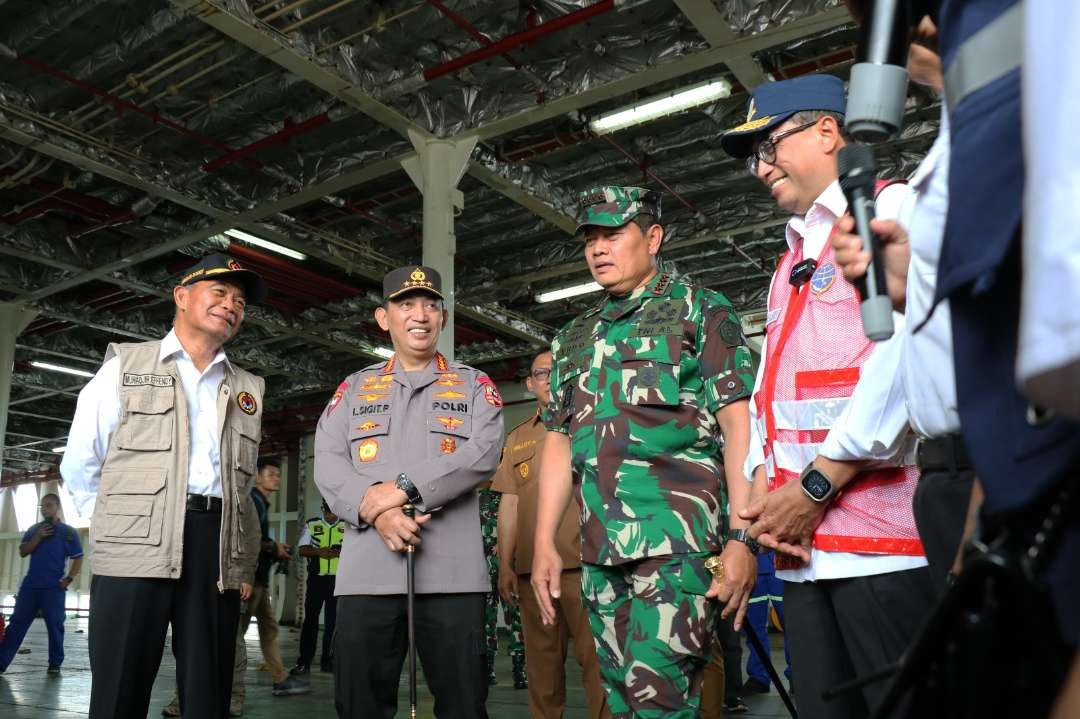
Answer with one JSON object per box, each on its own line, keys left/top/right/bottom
{"left": 202, "top": 113, "right": 331, "bottom": 172}
{"left": 423, "top": 0, "right": 615, "bottom": 83}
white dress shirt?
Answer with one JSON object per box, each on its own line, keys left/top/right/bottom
{"left": 902, "top": 107, "right": 960, "bottom": 437}
{"left": 61, "top": 329, "right": 230, "bottom": 518}
{"left": 1019, "top": 4, "right": 1080, "bottom": 408}
{"left": 745, "top": 179, "right": 928, "bottom": 581}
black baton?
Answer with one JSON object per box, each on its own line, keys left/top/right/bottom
{"left": 403, "top": 503, "right": 418, "bottom": 718}
{"left": 744, "top": 622, "right": 798, "bottom": 718}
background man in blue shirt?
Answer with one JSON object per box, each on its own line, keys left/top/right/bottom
{"left": 0, "top": 493, "right": 83, "bottom": 675}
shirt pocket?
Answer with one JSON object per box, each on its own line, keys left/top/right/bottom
{"left": 115, "top": 390, "right": 174, "bottom": 451}
{"left": 97, "top": 469, "right": 168, "bottom": 545}
{"left": 232, "top": 424, "right": 260, "bottom": 480}
{"left": 349, "top": 415, "right": 391, "bottom": 469}
{"left": 511, "top": 444, "right": 537, "bottom": 487}
{"left": 428, "top": 413, "right": 472, "bottom": 457}
{"left": 553, "top": 356, "right": 589, "bottom": 429}
{"left": 620, "top": 336, "right": 681, "bottom": 407}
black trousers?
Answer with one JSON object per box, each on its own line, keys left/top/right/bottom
{"left": 784, "top": 567, "right": 935, "bottom": 719}
{"left": 88, "top": 509, "right": 241, "bottom": 719}
{"left": 334, "top": 592, "right": 488, "bottom": 719}
{"left": 912, "top": 465, "right": 976, "bottom": 594}
{"left": 298, "top": 573, "right": 337, "bottom": 666}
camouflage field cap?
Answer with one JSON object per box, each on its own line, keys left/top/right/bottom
{"left": 575, "top": 185, "right": 661, "bottom": 235}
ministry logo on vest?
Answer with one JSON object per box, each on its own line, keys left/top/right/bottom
{"left": 810, "top": 262, "right": 837, "bottom": 295}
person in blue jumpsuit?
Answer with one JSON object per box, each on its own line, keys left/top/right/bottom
{"left": 742, "top": 552, "right": 792, "bottom": 695}
{"left": 0, "top": 493, "right": 83, "bottom": 675}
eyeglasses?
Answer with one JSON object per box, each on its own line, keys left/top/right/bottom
{"left": 530, "top": 368, "right": 552, "bottom": 381}
{"left": 745, "top": 120, "right": 820, "bottom": 175}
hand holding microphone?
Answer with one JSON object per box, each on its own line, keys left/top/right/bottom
{"left": 837, "top": 143, "right": 895, "bottom": 341}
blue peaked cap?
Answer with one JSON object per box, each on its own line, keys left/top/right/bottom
{"left": 720, "top": 74, "right": 847, "bottom": 159}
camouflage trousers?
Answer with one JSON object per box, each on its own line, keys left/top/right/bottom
{"left": 581, "top": 553, "right": 715, "bottom": 719}
{"left": 479, "top": 488, "right": 525, "bottom": 657}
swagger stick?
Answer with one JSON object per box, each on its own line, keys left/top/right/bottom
{"left": 402, "top": 503, "right": 418, "bottom": 718}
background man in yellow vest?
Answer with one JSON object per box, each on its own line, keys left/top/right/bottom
{"left": 292, "top": 500, "right": 345, "bottom": 675}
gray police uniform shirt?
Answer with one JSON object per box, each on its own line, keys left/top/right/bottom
{"left": 314, "top": 352, "right": 503, "bottom": 595}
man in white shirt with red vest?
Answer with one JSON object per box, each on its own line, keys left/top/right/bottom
{"left": 720, "top": 75, "right": 936, "bottom": 719}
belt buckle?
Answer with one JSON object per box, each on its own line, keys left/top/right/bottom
{"left": 189, "top": 494, "right": 208, "bottom": 511}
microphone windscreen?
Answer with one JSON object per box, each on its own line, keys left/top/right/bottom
{"left": 837, "top": 144, "right": 876, "bottom": 194}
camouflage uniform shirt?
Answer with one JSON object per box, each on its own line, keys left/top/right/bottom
{"left": 543, "top": 271, "right": 754, "bottom": 566}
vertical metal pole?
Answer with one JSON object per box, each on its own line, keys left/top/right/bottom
{"left": 400, "top": 131, "right": 478, "bottom": 361}
{"left": 0, "top": 304, "right": 39, "bottom": 480}
{"left": 402, "top": 503, "right": 418, "bottom": 718}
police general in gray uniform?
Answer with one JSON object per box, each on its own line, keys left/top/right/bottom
{"left": 314, "top": 265, "right": 504, "bottom": 719}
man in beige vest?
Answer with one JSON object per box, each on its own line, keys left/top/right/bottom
{"left": 61, "top": 253, "right": 267, "bottom": 719}
{"left": 492, "top": 350, "right": 609, "bottom": 719}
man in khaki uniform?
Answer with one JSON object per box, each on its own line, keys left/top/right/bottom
{"left": 61, "top": 253, "right": 266, "bottom": 719}
{"left": 493, "top": 350, "right": 609, "bottom": 719}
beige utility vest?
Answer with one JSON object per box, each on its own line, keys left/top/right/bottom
{"left": 89, "top": 340, "right": 264, "bottom": 589}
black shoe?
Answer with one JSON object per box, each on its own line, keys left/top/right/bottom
{"left": 723, "top": 696, "right": 750, "bottom": 714}
{"left": 47, "top": 664, "right": 61, "bottom": 676}
{"left": 289, "top": 663, "right": 310, "bottom": 676}
{"left": 486, "top": 654, "right": 497, "bottom": 686}
{"left": 511, "top": 653, "right": 528, "bottom": 690}
{"left": 741, "top": 677, "right": 769, "bottom": 695}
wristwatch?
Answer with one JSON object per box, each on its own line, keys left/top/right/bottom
{"left": 726, "top": 528, "right": 761, "bottom": 555}
{"left": 800, "top": 463, "right": 837, "bottom": 503}
{"left": 395, "top": 472, "right": 423, "bottom": 505}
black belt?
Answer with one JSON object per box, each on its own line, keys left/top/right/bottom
{"left": 916, "top": 434, "right": 973, "bottom": 473}
{"left": 186, "top": 493, "right": 223, "bottom": 512}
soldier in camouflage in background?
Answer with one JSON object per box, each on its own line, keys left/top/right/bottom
{"left": 530, "top": 186, "right": 759, "bottom": 718}
{"left": 478, "top": 485, "right": 528, "bottom": 688}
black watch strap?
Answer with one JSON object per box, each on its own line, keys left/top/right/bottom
{"left": 727, "top": 529, "right": 761, "bottom": 555}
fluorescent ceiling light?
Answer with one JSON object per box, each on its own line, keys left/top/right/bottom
{"left": 52, "top": 446, "right": 67, "bottom": 454}
{"left": 590, "top": 78, "right": 733, "bottom": 134}
{"left": 223, "top": 228, "right": 307, "bottom": 260}
{"left": 30, "top": 360, "right": 95, "bottom": 379}
{"left": 535, "top": 281, "right": 603, "bottom": 303}
{"left": 374, "top": 346, "right": 395, "bottom": 358}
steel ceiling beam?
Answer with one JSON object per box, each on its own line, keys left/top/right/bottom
{"left": 465, "top": 160, "right": 577, "bottom": 235}
{"left": 469, "top": 6, "right": 852, "bottom": 142}
{"left": 170, "top": 0, "right": 432, "bottom": 142}
{"left": 673, "top": 0, "right": 771, "bottom": 88}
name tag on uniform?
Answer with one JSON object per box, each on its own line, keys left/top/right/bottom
{"left": 123, "top": 373, "right": 174, "bottom": 387}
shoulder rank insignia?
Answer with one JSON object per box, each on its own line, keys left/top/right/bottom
{"left": 436, "top": 416, "right": 464, "bottom": 430}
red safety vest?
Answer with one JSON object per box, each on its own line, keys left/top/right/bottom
{"left": 756, "top": 181, "right": 924, "bottom": 567}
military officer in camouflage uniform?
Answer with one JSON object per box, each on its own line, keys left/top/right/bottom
{"left": 531, "top": 186, "right": 759, "bottom": 718}
{"left": 478, "top": 484, "right": 527, "bottom": 687}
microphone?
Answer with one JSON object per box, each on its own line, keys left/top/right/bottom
{"left": 845, "top": 0, "right": 910, "bottom": 142}
{"left": 837, "top": 143, "right": 894, "bottom": 341}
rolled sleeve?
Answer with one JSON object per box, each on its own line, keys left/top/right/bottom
{"left": 403, "top": 374, "right": 504, "bottom": 513}
{"left": 701, "top": 304, "right": 755, "bottom": 414}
